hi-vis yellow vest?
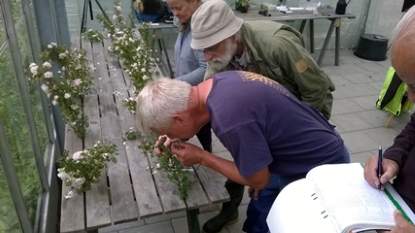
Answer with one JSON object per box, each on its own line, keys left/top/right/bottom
{"left": 376, "top": 67, "right": 413, "bottom": 116}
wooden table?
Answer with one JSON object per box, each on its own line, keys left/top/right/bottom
{"left": 148, "top": 10, "right": 355, "bottom": 66}
{"left": 59, "top": 38, "right": 230, "bottom": 233}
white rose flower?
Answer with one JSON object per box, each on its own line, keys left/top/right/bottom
{"left": 141, "top": 68, "right": 146, "bottom": 73}
{"left": 64, "top": 93, "right": 71, "bottom": 99}
{"left": 54, "top": 95, "right": 59, "bottom": 100}
{"left": 40, "top": 84, "right": 49, "bottom": 93}
{"left": 72, "top": 177, "right": 86, "bottom": 190}
{"left": 30, "top": 65, "right": 38, "bottom": 75}
{"left": 64, "top": 190, "right": 73, "bottom": 199}
{"left": 57, "top": 170, "right": 71, "bottom": 183}
{"left": 112, "top": 15, "right": 118, "bottom": 20}
{"left": 115, "top": 6, "right": 122, "bottom": 12}
{"left": 42, "top": 62, "right": 52, "bottom": 69}
{"left": 44, "top": 71, "right": 53, "bottom": 78}
{"left": 29, "top": 63, "right": 37, "bottom": 68}
{"left": 71, "top": 151, "right": 84, "bottom": 161}
{"left": 142, "top": 75, "right": 149, "bottom": 80}
{"left": 52, "top": 100, "right": 58, "bottom": 106}
{"left": 59, "top": 53, "right": 66, "bottom": 59}
{"left": 62, "top": 66, "right": 66, "bottom": 71}
{"left": 47, "top": 42, "right": 57, "bottom": 48}
{"left": 73, "top": 79, "right": 82, "bottom": 86}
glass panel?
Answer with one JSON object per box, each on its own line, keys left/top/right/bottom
{"left": 0, "top": 161, "right": 23, "bottom": 233}
{"left": 14, "top": 0, "right": 49, "bottom": 154}
{"left": 0, "top": 36, "right": 41, "bottom": 229}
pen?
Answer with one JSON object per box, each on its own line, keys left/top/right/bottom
{"left": 377, "top": 145, "right": 383, "bottom": 190}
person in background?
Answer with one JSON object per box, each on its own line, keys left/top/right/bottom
{"left": 136, "top": 71, "right": 350, "bottom": 233}
{"left": 133, "top": 0, "right": 164, "bottom": 22}
{"left": 364, "top": 6, "right": 415, "bottom": 233}
{"left": 165, "top": 0, "right": 212, "bottom": 153}
{"left": 191, "top": 0, "right": 334, "bottom": 119}
{"left": 189, "top": 0, "right": 335, "bottom": 231}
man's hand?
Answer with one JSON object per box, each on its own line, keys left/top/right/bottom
{"left": 170, "top": 142, "right": 205, "bottom": 166}
{"left": 364, "top": 155, "right": 399, "bottom": 189}
{"left": 390, "top": 211, "right": 415, "bottom": 233}
{"left": 153, "top": 135, "right": 180, "bottom": 156}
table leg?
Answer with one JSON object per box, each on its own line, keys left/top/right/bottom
{"left": 317, "top": 19, "right": 336, "bottom": 66}
{"left": 309, "top": 19, "right": 314, "bottom": 54}
{"left": 157, "top": 38, "right": 174, "bottom": 78}
{"left": 95, "top": 0, "right": 111, "bottom": 23}
{"left": 187, "top": 208, "right": 200, "bottom": 233}
{"left": 80, "top": 0, "right": 89, "bottom": 33}
{"left": 335, "top": 19, "right": 341, "bottom": 66}
{"left": 299, "top": 19, "right": 306, "bottom": 33}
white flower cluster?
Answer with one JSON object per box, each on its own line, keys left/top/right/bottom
{"left": 58, "top": 141, "right": 117, "bottom": 199}
{"left": 27, "top": 42, "right": 92, "bottom": 138}
{"left": 103, "top": 2, "right": 155, "bottom": 92}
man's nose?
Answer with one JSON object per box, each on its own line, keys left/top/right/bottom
{"left": 204, "top": 50, "right": 214, "bottom": 61}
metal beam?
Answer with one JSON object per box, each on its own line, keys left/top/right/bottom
{"left": 0, "top": 0, "right": 49, "bottom": 191}
{"left": 0, "top": 123, "right": 33, "bottom": 233}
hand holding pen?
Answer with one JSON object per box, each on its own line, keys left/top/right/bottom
{"left": 364, "top": 146, "right": 400, "bottom": 190}
{"left": 377, "top": 145, "right": 383, "bottom": 190}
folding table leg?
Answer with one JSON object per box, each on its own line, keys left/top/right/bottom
{"left": 317, "top": 19, "right": 336, "bottom": 66}
{"left": 187, "top": 208, "right": 201, "bottom": 233}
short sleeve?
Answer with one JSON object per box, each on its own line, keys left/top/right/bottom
{"left": 218, "top": 121, "right": 273, "bottom": 177}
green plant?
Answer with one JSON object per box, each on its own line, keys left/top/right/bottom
{"left": 96, "top": 1, "right": 191, "bottom": 201}
{"left": 58, "top": 142, "right": 117, "bottom": 198}
{"left": 82, "top": 29, "right": 104, "bottom": 43}
{"left": 139, "top": 136, "right": 191, "bottom": 200}
{"left": 98, "top": 1, "right": 155, "bottom": 93}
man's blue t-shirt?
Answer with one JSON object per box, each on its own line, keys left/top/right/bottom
{"left": 207, "top": 71, "right": 347, "bottom": 178}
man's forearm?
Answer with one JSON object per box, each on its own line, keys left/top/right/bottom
{"left": 200, "top": 151, "right": 251, "bottom": 186}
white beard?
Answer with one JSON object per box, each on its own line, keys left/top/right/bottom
{"left": 208, "top": 40, "right": 237, "bottom": 72}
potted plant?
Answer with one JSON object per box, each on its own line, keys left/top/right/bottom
{"left": 235, "top": 0, "right": 249, "bottom": 13}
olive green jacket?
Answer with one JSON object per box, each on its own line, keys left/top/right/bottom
{"left": 205, "top": 21, "right": 335, "bottom": 119}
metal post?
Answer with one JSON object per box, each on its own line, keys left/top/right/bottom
{"left": 186, "top": 208, "right": 201, "bottom": 233}
{"left": 335, "top": 19, "right": 341, "bottom": 66}
{"left": 1, "top": 0, "right": 49, "bottom": 191}
{"left": 54, "top": 0, "right": 71, "bottom": 47}
{"left": 317, "top": 19, "right": 336, "bottom": 65}
{"left": 309, "top": 19, "right": 314, "bottom": 54}
{"left": 0, "top": 123, "right": 33, "bottom": 233}
{"left": 299, "top": 19, "right": 306, "bottom": 33}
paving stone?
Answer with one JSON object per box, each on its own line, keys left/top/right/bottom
{"left": 350, "top": 95, "right": 378, "bottom": 110}
{"left": 351, "top": 151, "right": 373, "bottom": 164}
{"left": 331, "top": 114, "right": 374, "bottom": 133}
{"left": 341, "top": 131, "right": 379, "bottom": 154}
{"left": 332, "top": 99, "right": 364, "bottom": 115}
{"left": 361, "top": 128, "right": 398, "bottom": 149}
{"left": 355, "top": 110, "right": 391, "bottom": 128}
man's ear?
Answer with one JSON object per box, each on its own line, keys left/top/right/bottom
{"left": 172, "top": 112, "right": 185, "bottom": 124}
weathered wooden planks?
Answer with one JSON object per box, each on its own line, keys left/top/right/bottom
{"left": 60, "top": 127, "right": 84, "bottom": 233}
{"left": 102, "top": 39, "right": 164, "bottom": 218}
{"left": 92, "top": 42, "right": 137, "bottom": 223}
{"left": 81, "top": 40, "right": 112, "bottom": 229}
